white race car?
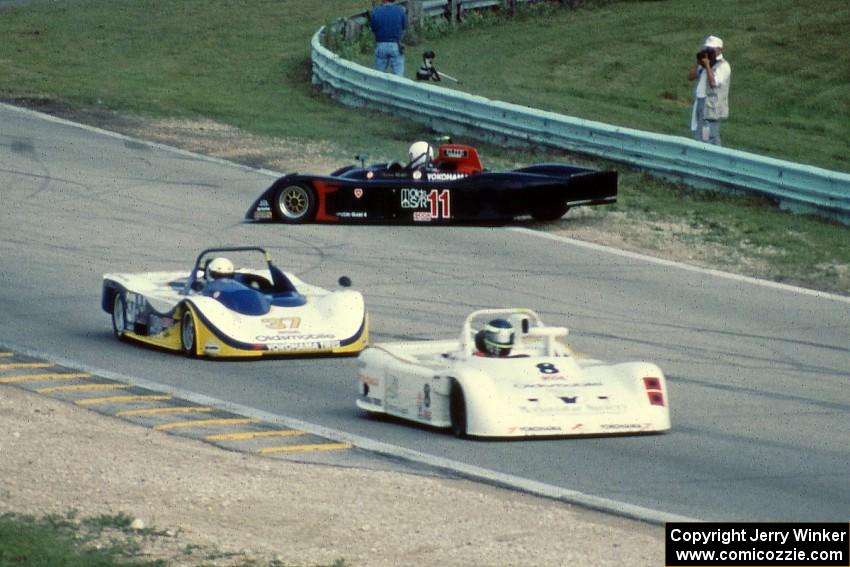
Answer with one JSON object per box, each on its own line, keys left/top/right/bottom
{"left": 102, "top": 246, "right": 368, "bottom": 358}
{"left": 357, "top": 309, "right": 670, "bottom": 438}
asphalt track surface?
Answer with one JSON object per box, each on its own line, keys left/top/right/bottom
{"left": 2, "top": 103, "right": 848, "bottom": 522}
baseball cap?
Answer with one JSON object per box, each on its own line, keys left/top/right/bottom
{"left": 704, "top": 35, "right": 724, "bottom": 48}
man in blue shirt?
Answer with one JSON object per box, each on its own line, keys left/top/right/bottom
{"left": 370, "top": 0, "right": 407, "bottom": 76}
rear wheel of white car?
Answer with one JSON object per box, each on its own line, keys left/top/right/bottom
{"left": 111, "top": 293, "right": 126, "bottom": 339}
{"left": 273, "top": 183, "right": 316, "bottom": 223}
{"left": 449, "top": 381, "right": 468, "bottom": 438}
{"left": 180, "top": 307, "right": 197, "bottom": 357}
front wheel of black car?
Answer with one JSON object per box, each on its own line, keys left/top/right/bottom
{"left": 273, "top": 183, "right": 316, "bottom": 223}
{"left": 531, "top": 202, "right": 569, "bottom": 222}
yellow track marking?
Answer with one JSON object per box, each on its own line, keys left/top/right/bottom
{"left": 206, "top": 429, "right": 305, "bottom": 441}
{"left": 259, "top": 443, "right": 352, "bottom": 454}
{"left": 0, "top": 352, "right": 14, "bottom": 357}
{"left": 36, "top": 383, "right": 129, "bottom": 394}
{"left": 0, "top": 372, "right": 92, "bottom": 384}
{"left": 154, "top": 417, "right": 257, "bottom": 431}
{"left": 0, "top": 362, "right": 54, "bottom": 370}
{"left": 76, "top": 394, "right": 171, "bottom": 407}
{"left": 115, "top": 406, "right": 213, "bottom": 417}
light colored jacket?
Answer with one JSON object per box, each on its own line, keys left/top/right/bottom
{"left": 705, "top": 59, "right": 731, "bottom": 120}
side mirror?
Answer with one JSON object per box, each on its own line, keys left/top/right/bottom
{"left": 338, "top": 276, "right": 352, "bottom": 288}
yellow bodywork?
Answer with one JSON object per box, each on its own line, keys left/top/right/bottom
{"left": 122, "top": 304, "right": 368, "bottom": 359}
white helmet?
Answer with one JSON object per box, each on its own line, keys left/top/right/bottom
{"left": 207, "top": 257, "right": 234, "bottom": 280}
{"left": 407, "top": 141, "right": 433, "bottom": 168}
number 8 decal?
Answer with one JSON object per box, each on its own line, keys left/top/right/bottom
{"left": 537, "top": 362, "right": 559, "bottom": 374}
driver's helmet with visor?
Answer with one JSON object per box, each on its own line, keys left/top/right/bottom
{"left": 407, "top": 141, "right": 434, "bottom": 168}
{"left": 482, "top": 318, "right": 515, "bottom": 357}
{"left": 206, "top": 257, "right": 235, "bottom": 280}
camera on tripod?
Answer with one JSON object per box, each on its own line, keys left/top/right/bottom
{"left": 415, "top": 50, "right": 460, "bottom": 83}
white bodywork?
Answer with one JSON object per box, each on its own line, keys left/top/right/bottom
{"left": 357, "top": 309, "right": 670, "bottom": 438}
{"left": 104, "top": 268, "right": 366, "bottom": 356}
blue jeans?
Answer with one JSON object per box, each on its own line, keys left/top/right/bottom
{"left": 374, "top": 42, "right": 404, "bottom": 76}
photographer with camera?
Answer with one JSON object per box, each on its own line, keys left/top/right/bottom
{"left": 688, "top": 35, "right": 731, "bottom": 145}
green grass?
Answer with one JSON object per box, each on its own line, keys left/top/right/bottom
{"left": 0, "top": 0, "right": 422, "bottom": 160}
{"left": 0, "top": 512, "right": 162, "bottom": 567}
{"left": 0, "top": 0, "right": 847, "bottom": 295}
{"left": 351, "top": 0, "right": 849, "bottom": 172}
{"left": 0, "top": 512, "right": 348, "bottom": 567}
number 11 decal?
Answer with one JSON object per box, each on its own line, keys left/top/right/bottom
{"left": 427, "top": 189, "right": 451, "bottom": 219}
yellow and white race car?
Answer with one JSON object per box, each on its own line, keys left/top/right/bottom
{"left": 102, "top": 246, "right": 367, "bottom": 358}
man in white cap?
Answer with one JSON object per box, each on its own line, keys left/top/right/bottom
{"left": 688, "top": 35, "right": 731, "bottom": 145}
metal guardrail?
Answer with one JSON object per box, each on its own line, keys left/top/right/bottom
{"left": 311, "top": 11, "right": 850, "bottom": 225}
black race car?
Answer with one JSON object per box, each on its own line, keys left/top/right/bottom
{"left": 245, "top": 142, "right": 617, "bottom": 224}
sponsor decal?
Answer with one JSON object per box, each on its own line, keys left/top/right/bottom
{"left": 600, "top": 423, "right": 647, "bottom": 430}
{"left": 125, "top": 292, "right": 145, "bottom": 324}
{"left": 386, "top": 376, "right": 399, "bottom": 400}
{"left": 265, "top": 340, "right": 340, "bottom": 351}
{"left": 359, "top": 372, "right": 380, "bottom": 387}
{"left": 401, "top": 188, "right": 428, "bottom": 209}
{"left": 515, "top": 382, "right": 603, "bottom": 389}
{"left": 509, "top": 425, "right": 563, "bottom": 433}
{"left": 254, "top": 200, "right": 273, "bottom": 220}
{"left": 203, "top": 343, "right": 221, "bottom": 354}
{"left": 261, "top": 317, "right": 301, "bottom": 331}
{"left": 148, "top": 315, "right": 176, "bottom": 335}
{"left": 413, "top": 211, "right": 433, "bottom": 222}
{"left": 560, "top": 396, "right": 578, "bottom": 404}
{"left": 426, "top": 172, "right": 467, "bottom": 182}
{"left": 443, "top": 148, "right": 468, "bottom": 159}
{"left": 353, "top": 187, "right": 364, "bottom": 199}
{"left": 412, "top": 170, "right": 423, "bottom": 180}
{"left": 337, "top": 211, "right": 368, "bottom": 218}
{"left": 255, "top": 333, "right": 335, "bottom": 342}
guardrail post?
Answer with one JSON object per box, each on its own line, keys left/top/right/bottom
{"left": 410, "top": 0, "right": 425, "bottom": 28}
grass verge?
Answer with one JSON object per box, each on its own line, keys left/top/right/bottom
{"left": 0, "top": 511, "right": 348, "bottom": 567}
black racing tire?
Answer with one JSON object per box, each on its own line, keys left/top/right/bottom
{"left": 449, "top": 380, "right": 468, "bottom": 438}
{"left": 531, "top": 201, "right": 569, "bottom": 222}
{"left": 180, "top": 306, "right": 198, "bottom": 358}
{"left": 272, "top": 183, "right": 317, "bottom": 223}
{"left": 111, "top": 292, "right": 127, "bottom": 339}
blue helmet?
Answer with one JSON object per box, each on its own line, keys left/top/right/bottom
{"left": 483, "top": 319, "right": 514, "bottom": 357}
